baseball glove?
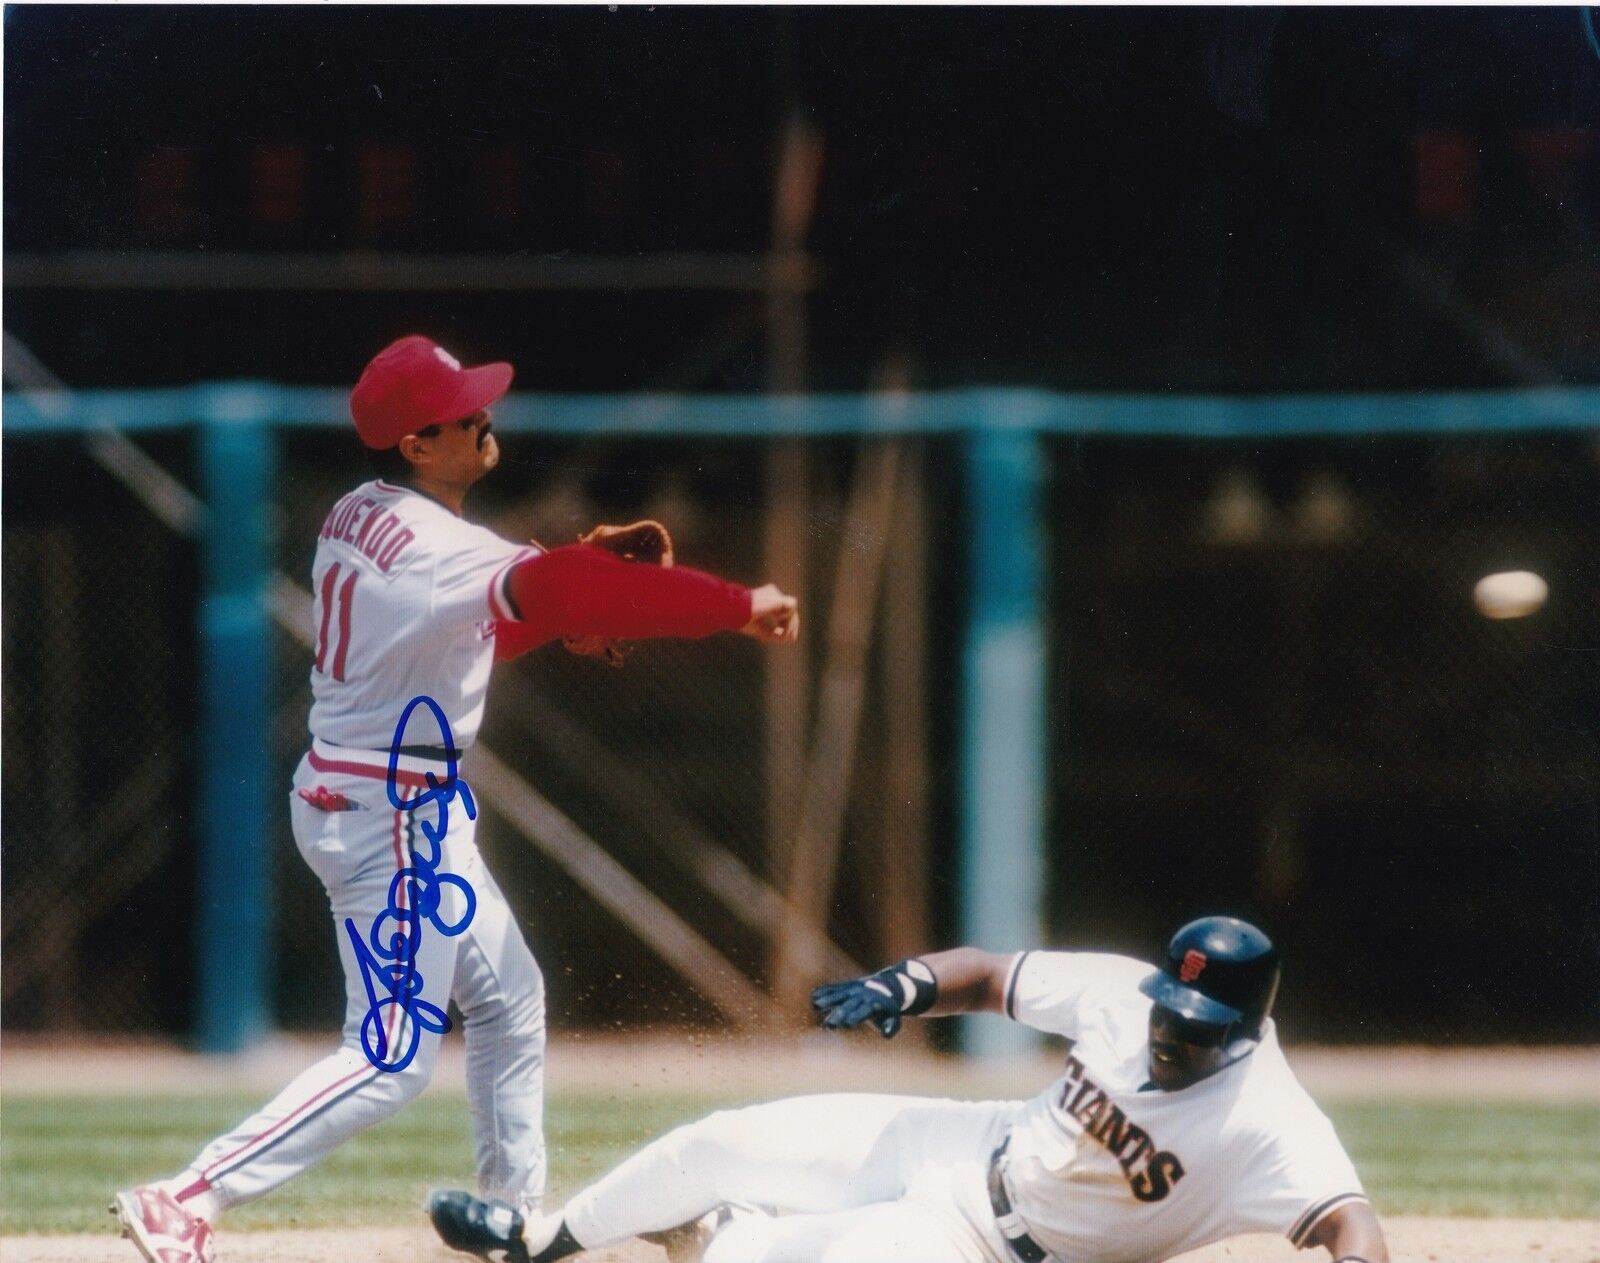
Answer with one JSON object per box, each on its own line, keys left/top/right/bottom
{"left": 564, "top": 519, "right": 675, "bottom": 667}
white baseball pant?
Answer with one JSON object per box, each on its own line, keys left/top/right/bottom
{"left": 560, "top": 1094, "right": 1023, "bottom": 1263}
{"left": 174, "top": 749, "right": 546, "bottom": 1216}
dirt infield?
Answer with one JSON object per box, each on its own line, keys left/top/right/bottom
{"left": 8, "top": 1216, "right": 1600, "bottom": 1263}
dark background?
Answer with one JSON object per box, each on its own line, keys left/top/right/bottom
{"left": 4, "top": 7, "right": 1598, "bottom": 1043}
{"left": 7, "top": 6, "right": 1600, "bottom": 392}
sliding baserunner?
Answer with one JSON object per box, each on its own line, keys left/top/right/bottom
{"left": 431, "top": 916, "right": 1388, "bottom": 1263}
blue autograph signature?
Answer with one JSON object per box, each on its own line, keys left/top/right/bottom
{"left": 344, "top": 695, "right": 478, "bottom": 1073}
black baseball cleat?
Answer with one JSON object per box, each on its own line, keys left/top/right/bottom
{"left": 427, "top": 1189, "right": 531, "bottom": 1263}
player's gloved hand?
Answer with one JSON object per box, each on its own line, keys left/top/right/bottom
{"left": 563, "top": 520, "right": 675, "bottom": 667}
{"left": 811, "top": 959, "right": 938, "bottom": 1039}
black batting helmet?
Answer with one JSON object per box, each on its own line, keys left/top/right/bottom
{"left": 1138, "top": 916, "right": 1280, "bottom": 1038}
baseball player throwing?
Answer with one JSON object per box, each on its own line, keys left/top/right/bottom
{"left": 111, "top": 335, "right": 799, "bottom": 1263}
{"left": 430, "top": 916, "right": 1389, "bottom": 1263}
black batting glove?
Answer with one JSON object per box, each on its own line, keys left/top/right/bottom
{"left": 811, "top": 959, "right": 938, "bottom": 1039}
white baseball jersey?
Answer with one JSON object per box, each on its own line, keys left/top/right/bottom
{"left": 306, "top": 479, "right": 538, "bottom": 752}
{"left": 1000, "top": 951, "right": 1366, "bottom": 1263}
{"left": 164, "top": 475, "right": 551, "bottom": 1224}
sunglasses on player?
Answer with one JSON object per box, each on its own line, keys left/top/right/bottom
{"left": 1150, "top": 1004, "right": 1231, "bottom": 1048}
{"left": 415, "top": 412, "right": 486, "bottom": 439}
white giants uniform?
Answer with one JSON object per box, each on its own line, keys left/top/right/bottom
{"left": 552, "top": 953, "right": 1366, "bottom": 1263}
{"left": 998, "top": 951, "right": 1368, "bottom": 1262}
{"left": 179, "top": 480, "right": 548, "bottom": 1218}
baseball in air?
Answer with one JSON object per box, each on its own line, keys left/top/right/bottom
{"left": 1472, "top": 569, "right": 1548, "bottom": 620}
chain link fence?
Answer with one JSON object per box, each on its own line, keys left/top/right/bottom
{"left": 5, "top": 421, "right": 1596, "bottom": 1042}
{"left": 3, "top": 435, "right": 199, "bottom": 1034}
{"left": 266, "top": 430, "right": 956, "bottom": 1032}
{"left": 1047, "top": 434, "right": 1600, "bottom": 1042}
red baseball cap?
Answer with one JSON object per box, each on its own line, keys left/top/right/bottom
{"left": 349, "top": 335, "right": 514, "bottom": 450}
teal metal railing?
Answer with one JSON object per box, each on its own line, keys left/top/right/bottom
{"left": 7, "top": 384, "right": 1596, "bottom": 1053}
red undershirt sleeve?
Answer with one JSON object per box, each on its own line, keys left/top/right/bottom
{"left": 494, "top": 544, "right": 753, "bottom": 662}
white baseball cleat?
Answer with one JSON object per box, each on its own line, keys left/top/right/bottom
{"left": 111, "top": 1186, "right": 217, "bottom": 1263}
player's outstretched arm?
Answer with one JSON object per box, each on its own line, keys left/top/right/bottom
{"left": 1303, "top": 1201, "right": 1390, "bottom": 1263}
{"left": 498, "top": 545, "right": 798, "bottom": 658}
{"left": 811, "top": 947, "right": 1015, "bottom": 1038}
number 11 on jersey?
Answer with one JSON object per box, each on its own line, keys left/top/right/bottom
{"left": 315, "top": 563, "right": 359, "bottom": 681}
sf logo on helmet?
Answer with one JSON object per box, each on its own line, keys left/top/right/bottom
{"left": 1179, "top": 949, "right": 1207, "bottom": 983}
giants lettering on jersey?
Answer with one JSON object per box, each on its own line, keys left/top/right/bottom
{"left": 319, "top": 491, "right": 417, "bottom": 574}
{"left": 1058, "top": 1054, "right": 1186, "bottom": 1202}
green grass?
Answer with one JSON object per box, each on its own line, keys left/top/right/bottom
{"left": 1, "top": 1090, "right": 731, "bottom": 1236}
{"left": 3, "top": 1093, "right": 1595, "bottom": 1235}
{"left": 1327, "top": 1101, "right": 1600, "bottom": 1219}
